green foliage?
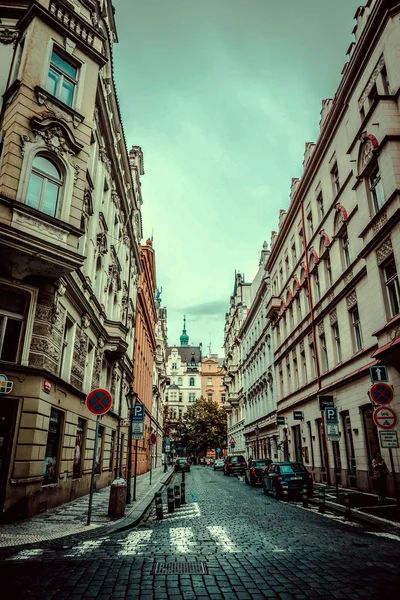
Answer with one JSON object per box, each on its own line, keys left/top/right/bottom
{"left": 183, "top": 396, "right": 227, "bottom": 453}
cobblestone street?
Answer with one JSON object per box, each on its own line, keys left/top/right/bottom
{"left": 1, "top": 466, "right": 400, "bottom": 599}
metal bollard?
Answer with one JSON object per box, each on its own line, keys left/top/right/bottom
{"left": 174, "top": 484, "right": 181, "bottom": 509}
{"left": 318, "top": 488, "right": 325, "bottom": 513}
{"left": 344, "top": 493, "right": 352, "bottom": 520}
{"left": 155, "top": 491, "right": 163, "bottom": 520}
{"left": 167, "top": 486, "right": 174, "bottom": 513}
{"left": 181, "top": 481, "right": 186, "bottom": 505}
{"left": 182, "top": 468, "right": 185, "bottom": 483}
{"left": 282, "top": 482, "right": 289, "bottom": 502}
{"left": 302, "top": 485, "right": 309, "bottom": 509}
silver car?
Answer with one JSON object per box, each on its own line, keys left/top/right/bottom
{"left": 213, "top": 458, "right": 225, "bottom": 471}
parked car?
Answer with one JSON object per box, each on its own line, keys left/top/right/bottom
{"left": 206, "top": 458, "right": 214, "bottom": 465}
{"left": 262, "top": 462, "right": 313, "bottom": 498}
{"left": 244, "top": 458, "right": 272, "bottom": 486}
{"left": 213, "top": 458, "right": 225, "bottom": 471}
{"left": 174, "top": 458, "right": 190, "bottom": 472}
{"left": 223, "top": 455, "right": 247, "bottom": 476}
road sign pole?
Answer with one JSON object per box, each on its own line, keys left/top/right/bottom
{"left": 149, "top": 440, "right": 153, "bottom": 486}
{"left": 388, "top": 448, "right": 399, "bottom": 506}
{"left": 332, "top": 442, "right": 339, "bottom": 498}
{"left": 127, "top": 407, "right": 133, "bottom": 504}
{"left": 87, "top": 415, "right": 100, "bottom": 526}
{"left": 133, "top": 439, "right": 139, "bottom": 502}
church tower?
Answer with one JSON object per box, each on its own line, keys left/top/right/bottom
{"left": 180, "top": 315, "right": 189, "bottom": 346}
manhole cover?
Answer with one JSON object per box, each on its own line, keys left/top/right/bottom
{"left": 153, "top": 562, "right": 208, "bottom": 574}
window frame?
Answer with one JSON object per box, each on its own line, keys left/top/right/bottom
{"left": 332, "top": 323, "right": 342, "bottom": 363}
{"left": 350, "top": 305, "right": 363, "bottom": 352}
{"left": 26, "top": 154, "right": 64, "bottom": 218}
{"left": 382, "top": 255, "right": 400, "bottom": 318}
{"left": 43, "top": 408, "right": 64, "bottom": 485}
{"left": 46, "top": 47, "right": 80, "bottom": 108}
{"left": 331, "top": 162, "right": 340, "bottom": 195}
{"left": 0, "top": 286, "right": 29, "bottom": 364}
{"left": 369, "top": 166, "right": 385, "bottom": 214}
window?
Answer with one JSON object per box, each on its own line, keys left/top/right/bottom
{"left": 369, "top": 167, "right": 385, "bottom": 214}
{"left": 307, "top": 210, "right": 313, "bottom": 237}
{"left": 381, "top": 67, "right": 390, "bottom": 95}
{"left": 333, "top": 324, "right": 342, "bottom": 363}
{"left": 291, "top": 237, "right": 297, "bottom": 264}
{"left": 320, "top": 333, "right": 329, "bottom": 371}
{"left": 95, "top": 426, "right": 104, "bottom": 475}
{"left": 331, "top": 162, "right": 340, "bottom": 195}
{"left": 207, "top": 393, "right": 212, "bottom": 401}
{"left": 301, "top": 346, "right": 307, "bottom": 384}
{"left": 0, "top": 286, "right": 28, "bottom": 363}
{"left": 189, "top": 377, "right": 195, "bottom": 386}
{"left": 43, "top": 408, "right": 63, "bottom": 485}
{"left": 172, "top": 362, "right": 177, "bottom": 369}
{"left": 316, "top": 192, "right": 324, "bottom": 218}
{"left": 84, "top": 341, "right": 95, "bottom": 392}
{"left": 309, "top": 341, "right": 317, "bottom": 378}
{"left": 325, "top": 254, "right": 333, "bottom": 287}
{"left": 221, "top": 393, "right": 226, "bottom": 403}
{"left": 26, "top": 155, "right": 63, "bottom": 217}
{"left": 73, "top": 418, "right": 85, "bottom": 479}
{"left": 314, "top": 271, "right": 321, "bottom": 301}
{"left": 350, "top": 306, "right": 363, "bottom": 351}
{"left": 207, "top": 377, "right": 212, "bottom": 386}
{"left": 383, "top": 256, "right": 400, "bottom": 317}
{"left": 177, "top": 377, "right": 183, "bottom": 386}
{"left": 60, "top": 315, "right": 74, "bottom": 381}
{"left": 296, "top": 296, "right": 302, "bottom": 321}
{"left": 189, "top": 393, "right": 196, "bottom": 402}
{"left": 46, "top": 49, "right": 78, "bottom": 107}
{"left": 341, "top": 233, "right": 351, "bottom": 268}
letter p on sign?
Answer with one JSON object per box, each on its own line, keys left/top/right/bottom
{"left": 325, "top": 407, "right": 338, "bottom": 424}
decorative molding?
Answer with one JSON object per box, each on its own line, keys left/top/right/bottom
{"left": 329, "top": 309, "right": 338, "bottom": 325}
{"left": 96, "top": 232, "right": 108, "bottom": 256}
{"left": 376, "top": 238, "right": 393, "bottom": 265}
{"left": 327, "top": 291, "right": 335, "bottom": 303}
{"left": 358, "top": 56, "right": 385, "bottom": 109}
{"left": 346, "top": 290, "right": 357, "bottom": 309}
{"left": 317, "top": 321, "right": 325, "bottom": 335}
{"left": 0, "top": 27, "right": 19, "bottom": 45}
{"left": 372, "top": 211, "right": 388, "bottom": 234}
{"left": 344, "top": 270, "right": 354, "bottom": 285}
{"left": 12, "top": 210, "right": 67, "bottom": 243}
{"left": 81, "top": 313, "right": 91, "bottom": 329}
{"left": 31, "top": 116, "right": 83, "bottom": 156}
{"left": 51, "top": 280, "right": 66, "bottom": 325}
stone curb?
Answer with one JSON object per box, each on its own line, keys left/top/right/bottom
{"left": 308, "top": 497, "right": 400, "bottom": 529}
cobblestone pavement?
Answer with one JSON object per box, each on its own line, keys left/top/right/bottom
{"left": 1, "top": 466, "right": 400, "bottom": 599}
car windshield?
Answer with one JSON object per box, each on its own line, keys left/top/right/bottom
{"left": 177, "top": 459, "right": 186, "bottom": 463}
{"left": 254, "top": 460, "right": 267, "bottom": 467}
{"left": 280, "top": 464, "right": 307, "bottom": 474}
{"left": 232, "top": 456, "right": 245, "bottom": 462}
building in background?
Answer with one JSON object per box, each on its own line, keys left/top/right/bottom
{"left": 165, "top": 318, "right": 202, "bottom": 455}
{"left": 265, "top": 0, "right": 400, "bottom": 494}
{"left": 201, "top": 355, "right": 226, "bottom": 405}
{"left": 241, "top": 243, "right": 278, "bottom": 461}
{"left": 152, "top": 288, "right": 168, "bottom": 470}
{"left": 0, "top": 0, "right": 142, "bottom": 518}
{"left": 132, "top": 237, "right": 158, "bottom": 476}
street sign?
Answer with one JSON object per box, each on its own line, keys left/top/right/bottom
{"left": 150, "top": 432, "right": 157, "bottom": 445}
{"left": 120, "top": 418, "right": 129, "bottom": 427}
{"left": 229, "top": 437, "right": 236, "bottom": 445}
{"left": 43, "top": 379, "right": 51, "bottom": 393}
{"left": 132, "top": 431, "right": 144, "bottom": 440}
{"left": 293, "top": 411, "right": 303, "bottom": 420}
{"left": 379, "top": 430, "right": 399, "bottom": 448}
{"left": 86, "top": 388, "right": 112, "bottom": 416}
{"left": 326, "top": 423, "right": 340, "bottom": 441}
{"left": 216, "top": 447, "right": 221, "bottom": 453}
{"left": 0, "top": 374, "right": 13, "bottom": 395}
{"left": 165, "top": 438, "right": 171, "bottom": 452}
{"left": 370, "top": 365, "right": 388, "bottom": 383}
{"left": 132, "top": 402, "right": 145, "bottom": 422}
{"left": 276, "top": 417, "right": 286, "bottom": 425}
{"left": 230, "top": 443, "right": 235, "bottom": 449}
{"left": 318, "top": 395, "right": 334, "bottom": 410}
{"left": 373, "top": 406, "right": 398, "bottom": 430}
{"left": 370, "top": 383, "right": 393, "bottom": 406}
{"left": 325, "top": 407, "right": 338, "bottom": 424}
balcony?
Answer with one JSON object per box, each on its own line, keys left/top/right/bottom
{"left": 229, "top": 393, "right": 240, "bottom": 406}
{"left": 266, "top": 296, "right": 281, "bottom": 319}
{"left": 223, "top": 402, "right": 233, "bottom": 414}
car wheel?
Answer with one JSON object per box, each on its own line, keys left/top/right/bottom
{"left": 272, "top": 485, "right": 281, "bottom": 499}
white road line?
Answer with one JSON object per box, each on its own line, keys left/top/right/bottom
{"left": 367, "top": 531, "right": 400, "bottom": 542}
{"left": 63, "top": 539, "right": 104, "bottom": 557}
{"left": 207, "top": 525, "right": 240, "bottom": 553}
{"left": 169, "top": 527, "right": 195, "bottom": 553}
{"left": 7, "top": 548, "right": 45, "bottom": 561}
{"left": 117, "top": 530, "right": 153, "bottom": 556}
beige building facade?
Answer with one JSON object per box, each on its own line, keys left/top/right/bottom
{"left": 265, "top": 0, "right": 400, "bottom": 494}
{"left": 200, "top": 354, "right": 226, "bottom": 405}
{"left": 0, "top": 0, "right": 143, "bottom": 519}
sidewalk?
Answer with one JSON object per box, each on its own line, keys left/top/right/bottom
{"left": 0, "top": 466, "right": 174, "bottom": 548}
{"left": 312, "top": 482, "right": 400, "bottom": 527}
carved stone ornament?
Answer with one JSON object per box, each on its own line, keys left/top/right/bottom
{"left": 344, "top": 270, "right": 354, "bottom": 285}
{"left": 308, "top": 333, "right": 313, "bottom": 345}
{"left": 31, "top": 117, "right": 83, "bottom": 156}
{"left": 346, "top": 290, "right": 357, "bottom": 309}
{"left": 73, "top": 163, "right": 80, "bottom": 184}
{"left": 329, "top": 309, "right": 338, "bottom": 325}
{"left": 96, "top": 232, "right": 108, "bottom": 256}
{"left": 361, "top": 139, "right": 375, "bottom": 168}
{"left": 51, "top": 279, "right": 66, "bottom": 325}
{"left": 327, "top": 291, "right": 335, "bottom": 303}
{"left": 36, "top": 90, "right": 83, "bottom": 128}
{"left": 317, "top": 321, "right": 325, "bottom": 335}
{"left": 98, "top": 336, "right": 105, "bottom": 349}
{"left": 373, "top": 211, "right": 388, "bottom": 235}
{"left": 358, "top": 56, "right": 385, "bottom": 109}
{"left": 300, "top": 340, "right": 305, "bottom": 353}
{"left": 81, "top": 313, "right": 91, "bottom": 329}
{"left": 0, "top": 27, "right": 19, "bottom": 45}
{"left": 376, "top": 238, "right": 393, "bottom": 265}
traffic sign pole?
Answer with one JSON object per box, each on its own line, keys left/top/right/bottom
{"left": 149, "top": 438, "right": 153, "bottom": 487}
{"left": 87, "top": 415, "right": 100, "bottom": 526}
{"left": 133, "top": 439, "right": 139, "bottom": 502}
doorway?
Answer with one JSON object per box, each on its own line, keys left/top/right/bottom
{"left": 0, "top": 399, "right": 18, "bottom": 515}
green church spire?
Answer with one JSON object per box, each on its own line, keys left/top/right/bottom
{"left": 180, "top": 314, "right": 189, "bottom": 346}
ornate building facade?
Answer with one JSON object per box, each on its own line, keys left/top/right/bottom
{"left": 200, "top": 354, "right": 226, "bottom": 405}
{"left": 264, "top": 0, "right": 400, "bottom": 494}
{"left": 151, "top": 290, "right": 168, "bottom": 470}
{"left": 0, "top": 0, "right": 143, "bottom": 519}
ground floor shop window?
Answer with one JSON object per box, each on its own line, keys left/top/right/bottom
{"left": 307, "top": 421, "right": 315, "bottom": 468}
{"left": 0, "top": 285, "right": 29, "bottom": 363}
{"left": 43, "top": 409, "right": 63, "bottom": 484}
{"left": 95, "top": 425, "right": 104, "bottom": 475}
{"left": 362, "top": 405, "right": 380, "bottom": 473}
{"left": 292, "top": 425, "right": 302, "bottom": 462}
{"left": 316, "top": 418, "right": 325, "bottom": 469}
{"left": 342, "top": 412, "right": 356, "bottom": 476}
{"left": 73, "top": 418, "right": 85, "bottom": 479}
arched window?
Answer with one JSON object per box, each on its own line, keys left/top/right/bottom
{"left": 26, "top": 155, "right": 63, "bottom": 217}
{"left": 189, "top": 377, "right": 195, "bottom": 386}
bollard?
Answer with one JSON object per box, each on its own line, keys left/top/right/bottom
{"left": 181, "top": 481, "right": 186, "bottom": 505}
{"left": 302, "top": 485, "right": 309, "bottom": 509}
{"left": 344, "top": 493, "right": 352, "bottom": 520}
{"left": 318, "top": 488, "right": 325, "bottom": 513}
{"left": 155, "top": 491, "right": 163, "bottom": 520}
{"left": 167, "top": 486, "right": 174, "bottom": 513}
{"left": 181, "top": 468, "right": 185, "bottom": 483}
{"left": 174, "top": 484, "right": 181, "bottom": 509}
{"left": 282, "top": 482, "right": 289, "bottom": 502}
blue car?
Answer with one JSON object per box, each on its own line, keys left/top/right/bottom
{"left": 262, "top": 461, "right": 313, "bottom": 498}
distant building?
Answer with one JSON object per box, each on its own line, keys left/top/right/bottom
{"left": 201, "top": 355, "right": 226, "bottom": 405}
{"left": 152, "top": 290, "right": 168, "bottom": 469}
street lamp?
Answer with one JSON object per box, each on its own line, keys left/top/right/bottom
{"left": 126, "top": 383, "right": 137, "bottom": 504}
{"left": 255, "top": 424, "right": 260, "bottom": 459}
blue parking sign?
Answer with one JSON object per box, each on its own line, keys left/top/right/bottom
{"left": 325, "top": 407, "right": 338, "bottom": 424}
{"left": 132, "top": 402, "right": 144, "bottom": 422}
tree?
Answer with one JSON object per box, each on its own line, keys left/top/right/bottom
{"left": 183, "top": 396, "right": 227, "bottom": 454}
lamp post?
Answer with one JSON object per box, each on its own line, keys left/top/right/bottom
{"left": 126, "top": 383, "right": 137, "bottom": 504}
{"left": 255, "top": 424, "right": 260, "bottom": 459}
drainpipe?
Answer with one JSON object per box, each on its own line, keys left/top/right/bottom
{"left": 300, "top": 201, "right": 331, "bottom": 484}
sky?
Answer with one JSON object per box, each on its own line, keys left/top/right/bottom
{"left": 112, "top": 0, "right": 362, "bottom": 353}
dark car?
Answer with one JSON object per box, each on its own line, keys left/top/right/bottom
{"left": 174, "top": 458, "right": 190, "bottom": 472}
{"left": 262, "top": 461, "right": 313, "bottom": 498}
{"left": 223, "top": 455, "right": 247, "bottom": 476}
{"left": 245, "top": 458, "right": 272, "bottom": 486}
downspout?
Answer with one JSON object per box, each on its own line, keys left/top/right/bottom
{"left": 300, "top": 201, "right": 330, "bottom": 484}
